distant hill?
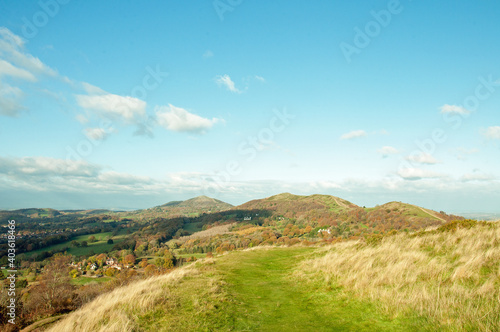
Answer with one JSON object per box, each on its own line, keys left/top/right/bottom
{"left": 232, "top": 193, "right": 461, "bottom": 233}
{"left": 0, "top": 208, "right": 61, "bottom": 220}
{"left": 236, "top": 193, "right": 358, "bottom": 215}
{"left": 165, "top": 196, "right": 233, "bottom": 210}
{"left": 118, "top": 196, "right": 234, "bottom": 221}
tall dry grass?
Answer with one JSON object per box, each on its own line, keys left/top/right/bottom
{"left": 298, "top": 221, "right": 500, "bottom": 331}
{"left": 47, "top": 264, "right": 199, "bottom": 332}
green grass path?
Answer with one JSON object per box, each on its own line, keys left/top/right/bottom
{"left": 215, "top": 247, "right": 433, "bottom": 331}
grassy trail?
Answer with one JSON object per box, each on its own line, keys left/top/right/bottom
{"left": 47, "top": 247, "right": 437, "bottom": 331}
{"left": 216, "top": 247, "right": 432, "bottom": 331}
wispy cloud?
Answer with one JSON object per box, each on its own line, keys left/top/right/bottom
{"left": 340, "top": 129, "right": 367, "bottom": 140}
{"left": 0, "top": 59, "right": 37, "bottom": 81}
{"left": 440, "top": 104, "right": 470, "bottom": 115}
{"left": 156, "top": 104, "right": 222, "bottom": 134}
{"left": 454, "top": 147, "right": 478, "bottom": 160}
{"left": 0, "top": 28, "right": 58, "bottom": 117}
{"left": 255, "top": 75, "right": 266, "bottom": 83}
{"left": 215, "top": 74, "right": 241, "bottom": 93}
{"left": 461, "top": 171, "right": 495, "bottom": 182}
{"left": 0, "top": 156, "right": 101, "bottom": 179}
{"left": 84, "top": 127, "right": 111, "bottom": 141}
{"left": 0, "top": 27, "right": 56, "bottom": 77}
{"left": 398, "top": 167, "right": 445, "bottom": 180}
{"left": 377, "top": 146, "right": 400, "bottom": 157}
{"left": 75, "top": 92, "right": 146, "bottom": 122}
{"left": 405, "top": 152, "right": 439, "bottom": 165}
{"left": 481, "top": 126, "right": 500, "bottom": 139}
{"left": 0, "top": 82, "right": 25, "bottom": 116}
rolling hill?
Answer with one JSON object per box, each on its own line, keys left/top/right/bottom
{"left": 116, "top": 196, "right": 234, "bottom": 221}
{"left": 232, "top": 193, "right": 459, "bottom": 232}
{"left": 237, "top": 192, "right": 358, "bottom": 213}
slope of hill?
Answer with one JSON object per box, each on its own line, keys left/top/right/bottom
{"left": 117, "top": 196, "right": 233, "bottom": 221}
{"left": 238, "top": 193, "right": 358, "bottom": 212}
{"left": 0, "top": 207, "right": 61, "bottom": 219}
{"left": 47, "top": 220, "right": 499, "bottom": 331}
{"left": 363, "top": 201, "right": 463, "bottom": 231}
{"left": 233, "top": 193, "right": 457, "bottom": 232}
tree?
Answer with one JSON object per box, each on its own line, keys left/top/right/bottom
{"left": 105, "top": 268, "right": 118, "bottom": 277}
{"left": 69, "top": 269, "right": 79, "bottom": 278}
{"left": 144, "top": 264, "right": 157, "bottom": 276}
{"left": 24, "top": 254, "right": 76, "bottom": 317}
{"left": 81, "top": 241, "right": 88, "bottom": 247}
{"left": 71, "top": 240, "right": 80, "bottom": 247}
{"left": 138, "top": 259, "right": 149, "bottom": 268}
{"left": 107, "top": 239, "right": 114, "bottom": 244}
{"left": 88, "top": 235, "right": 97, "bottom": 243}
{"left": 15, "top": 279, "right": 28, "bottom": 289}
{"left": 155, "top": 257, "right": 173, "bottom": 270}
{"left": 124, "top": 254, "right": 136, "bottom": 266}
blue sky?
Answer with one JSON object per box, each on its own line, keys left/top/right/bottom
{"left": 0, "top": 0, "right": 499, "bottom": 212}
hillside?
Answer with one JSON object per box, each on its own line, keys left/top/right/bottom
{"left": 116, "top": 196, "right": 234, "bottom": 221}
{"left": 47, "top": 220, "right": 500, "bottom": 331}
{"left": 233, "top": 193, "right": 458, "bottom": 233}
{"left": 237, "top": 193, "right": 358, "bottom": 213}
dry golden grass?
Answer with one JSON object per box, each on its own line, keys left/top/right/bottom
{"left": 297, "top": 221, "right": 500, "bottom": 331}
{"left": 47, "top": 265, "right": 199, "bottom": 332}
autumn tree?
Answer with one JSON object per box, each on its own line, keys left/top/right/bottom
{"left": 24, "top": 254, "right": 76, "bottom": 319}
{"left": 124, "top": 254, "right": 136, "bottom": 266}
{"left": 138, "top": 259, "right": 148, "bottom": 269}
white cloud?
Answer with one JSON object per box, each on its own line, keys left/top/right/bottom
{"left": 440, "top": 104, "right": 470, "bottom": 115}
{"left": 84, "top": 127, "right": 111, "bottom": 141}
{"left": 0, "top": 28, "right": 56, "bottom": 77}
{"left": 75, "top": 93, "right": 146, "bottom": 122}
{"left": 0, "top": 59, "right": 36, "bottom": 81}
{"left": 0, "top": 156, "right": 101, "bottom": 179}
{"left": 454, "top": 147, "right": 478, "bottom": 160}
{"left": 97, "top": 171, "right": 153, "bottom": 185}
{"left": 81, "top": 82, "right": 107, "bottom": 95}
{"left": 0, "top": 28, "right": 58, "bottom": 117}
{"left": 340, "top": 130, "right": 367, "bottom": 140}
{"left": 405, "top": 152, "right": 439, "bottom": 164}
{"left": 156, "top": 104, "right": 221, "bottom": 134}
{"left": 398, "top": 167, "right": 444, "bottom": 180}
{"left": 377, "top": 146, "right": 400, "bottom": 157}
{"left": 0, "top": 156, "right": 158, "bottom": 194}
{"left": 0, "top": 28, "right": 24, "bottom": 49}
{"left": 461, "top": 171, "right": 495, "bottom": 182}
{"left": 215, "top": 74, "right": 241, "bottom": 93}
{"left": 0, "top": 82, "right": 25, "bottom": 116}
{"left": 481, "top": 126, "right": 500, "bottom": 140}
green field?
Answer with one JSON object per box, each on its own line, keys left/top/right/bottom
{"left": 24, "top": 231, "right": 126, "bottom": 258}
{"left": 182, "top": 221, "right": 203, "bottom": 233}
{"left": 70, "top": 276, "right": 112, "bottom": 286}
